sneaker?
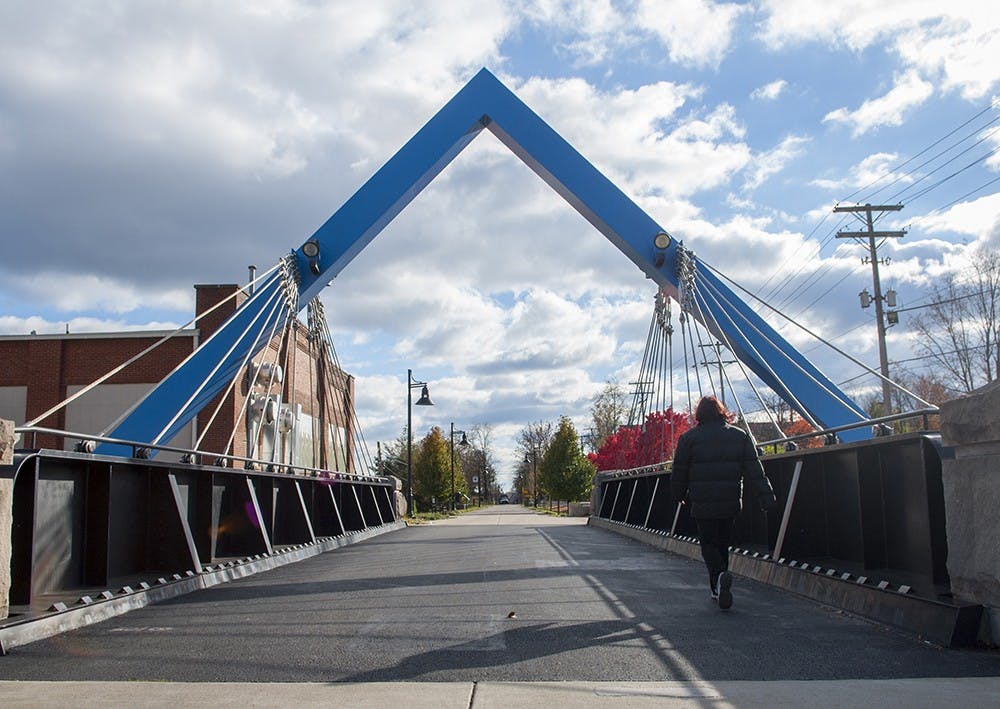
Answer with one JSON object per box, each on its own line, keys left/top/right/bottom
{"left": 718, "top": 571, "right": 733, "bottom": 610}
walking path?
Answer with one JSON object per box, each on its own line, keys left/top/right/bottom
{"left": 1, "top": 506, "right": 997, "bottom": 706}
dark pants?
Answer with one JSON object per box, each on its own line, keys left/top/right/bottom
{"left": 695, "top": 517, "right": 735, "bottom": 590}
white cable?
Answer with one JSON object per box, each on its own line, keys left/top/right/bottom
{"left": 153, "top": 276, "right": 286, "bottom": 445}
{"left": 702, "top": 261, "right": 934, "bottom": 408}
{"left": 193, "top": 285, "right": 289, "bottom": 454}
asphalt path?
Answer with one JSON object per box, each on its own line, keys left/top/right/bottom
{"left": 1, "top": 505, "right": 998, "bottom": 683}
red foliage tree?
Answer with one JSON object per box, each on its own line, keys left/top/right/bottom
{"left": 589, "top": 408, "right": 692, "bottom": 471}
{"left": 781, "top": 417, "right": 824, "bottom": 448}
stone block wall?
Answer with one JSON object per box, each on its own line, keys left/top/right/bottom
{"left": 939, "top": 381, "right": 1000, "bottom": 643}
{"left": 1, "top": 418, "right": 15, "bottom": 620}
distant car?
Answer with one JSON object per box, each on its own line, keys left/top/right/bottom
{"left": 498, "top": 494, "right": 510, "bottom": 504}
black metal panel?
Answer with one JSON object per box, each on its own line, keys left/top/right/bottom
{"left": 822, "top": 450, "right": 865, "bottom": 564}
{"left": 335, "top": 483, "right": 365, "bottom": 531}
{"left": 366, "top": 486, "right": 385, "bottom": 525}
{"left": 271, "top": 479, "right": 312, "bottom": 545}
{"left": 921, "top": 438, "right": 949, "bottom": 583}
{"left": 595, "top": 434, "right": 948, "bottom": 593}
{"left": 146, "top": 471, "right": 200, "bottom": 572}
{"left": 32, "top": 461, "right": 87, "bottom": 594}
{"left": 646, "top": 476, "right": 675, "bottom": 531}
{"left": 774, "top": 455, "right": 828, "bottom": 559}
{"left": 107, "top": 464, "right": 147, "bottom": 580}
{"left": 857, "top": 443, "right": 887, "bottom": 569}
{"left": 212, "top": 475, "right": 268, "bottom": 559}
{"left": 880, "top": 438, "right": 947, "bottom": 581}
{"left": 624, "top": 477, "right": 649, "bottom": 525}
{"left": 608, "top": 481, "right": 628, "bottom": 522}
{"left": 9, "top": 457, "right": 38, "bottom": 604}
{"left": 82, "top": 462, "right": 111, "bottom": 587}
{"left": 311, "top": 481, "right": 344, "bottom": 536}
{"left": 598, "top": 481, "right": 614, "bottom": 518}
{"left": 376, "top": 485, "right": 396, "bottom": 523}
{"left": 170, "top": 469, "right": 205, "bottom": 564}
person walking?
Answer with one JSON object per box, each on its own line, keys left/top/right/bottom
{"left": 670, "top": 396, "right": 777, "bottom": 610}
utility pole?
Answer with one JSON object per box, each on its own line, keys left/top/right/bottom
{"left": 835, "top": 203, "right": 905, "bottom": 418}
{"left": 698, "top": 341, "right": 735, "bottom": 408}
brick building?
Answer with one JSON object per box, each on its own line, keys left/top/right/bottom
{"left": 0, "top": 284, "right": 355, "bottom": 472}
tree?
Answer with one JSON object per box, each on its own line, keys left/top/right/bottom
{"left": 517, "top": 420, "right": 553, "bottom": 503}
{"left": 412, "top": 427, "right": 451, "bottom": 511}
{"left": 588, "top": 407, "right": 691, "bottom": 472}
{"left": 911, "top": 246, "right": 1000, "bottom": 394}
{"left": 590, "top": 379, "right": 628, "bottom": 451}
{"left": 464, "top": 424, "right": 497, "bottom": 502}
{"left": 539, "top": 416, "right": 594, "bottom": 502}
{"left": 374, "top": 427, "right": 407, "bottom": 478}
{"left": 781, "top": 417, "right": 823, "bottom": 448}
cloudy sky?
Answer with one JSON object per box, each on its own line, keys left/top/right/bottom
{"left": 2, "top": 1, "right": 998, "bottom": 488}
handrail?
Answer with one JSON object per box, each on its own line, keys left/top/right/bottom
{"left": 595, "top": 407, "right": 940, "bottom": 479}
{"left": 12, "top": 425, "right": 386, "bottom": 483}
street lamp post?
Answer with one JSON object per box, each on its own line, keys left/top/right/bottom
{"left": 481, "top": 454, "right": 488, "bottom": 506}
{"left": 449, "top": 423, "right": 469, "bottom": 511}
{"left": 523, "top": 450, "right": 537, "bottom": 508}
{"left": 407, "top": 369, "right": 433, "bottom": 515}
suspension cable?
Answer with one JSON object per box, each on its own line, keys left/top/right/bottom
{"left": 701, "top": 261, "right": 934, "bottom": 408}
{"left": 194, "top": 283, "right": 289, "bottom": 453}
{"left": 689, "top": 274, "right": 783, "bottom": 439}
{"left": 153, "top": 265, "right": 291, "bottom": 446}
{"left": 694, "top": 268, "right": 868, "bottom": 423}
{"left": 28, "top": 262, "right": 282, "bottom": 432}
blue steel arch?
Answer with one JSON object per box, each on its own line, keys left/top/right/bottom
{"left": 106, "top": 68, "right": 867, "bottom": 455}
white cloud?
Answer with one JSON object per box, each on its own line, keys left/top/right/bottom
{"left": 521, "top": 0, "right": 630, "bottom": 66}
{"left": 823, "top": 70, "right": 934, "bottom": 136}
{"left": 758, "top": 2, "right": 1000, "bottom": 100}
{"left": 5, "top": 273, "right": 194, "bottom": 315}
{"left": 0, "top": 315, "right": 182, "bottom": 336}
{"left": 513, "top": 76, "right": 750, "bottom": 198}
{"left": 742, "top": 135, "right": 810, "bottom": 191}
{"left": 910, "top": 192, "right": 1000, "bottom": 237}
{"left": 750, "top": 79, "right": 787, "bottom": 101}
{"left": 810, "top": 152, "right": 907, "bottom": 193}
{"left": 636, "top": 0, "right": 750, "bottom": 69}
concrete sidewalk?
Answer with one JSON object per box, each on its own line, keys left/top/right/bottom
{"left": 2, "top": 678, "right": 999, "bottom": 708}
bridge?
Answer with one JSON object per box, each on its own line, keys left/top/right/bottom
{"left": 0, "top": 68, "right": 998, "bottom": 700}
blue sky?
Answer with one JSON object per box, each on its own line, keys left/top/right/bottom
{"left": 1, "top": 1, "right": 998, "bottom": 488}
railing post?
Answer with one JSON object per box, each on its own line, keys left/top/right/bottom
{"left": 773, "top": 459, "right": 803, "bottom": 560}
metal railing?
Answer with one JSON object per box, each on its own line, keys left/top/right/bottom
{"left": 11, "top": 425, "right": 384, "bottom": 483}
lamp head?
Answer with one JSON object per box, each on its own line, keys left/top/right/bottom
{"left": 416, "top": 384, "right": 434, "bottom": 406}
{"left": 459, "top": 432, "right": 470, "bottom": 447}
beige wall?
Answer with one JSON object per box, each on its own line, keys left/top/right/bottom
{"left": 0, "top": 386, "right": 27, "bottom": 426}
{"left": 65, "top": 384, "right": 196, "bottom": 461}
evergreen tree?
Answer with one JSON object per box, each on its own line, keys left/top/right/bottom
{"left": 539, "top": 416, "right": 595, "bottom": 502}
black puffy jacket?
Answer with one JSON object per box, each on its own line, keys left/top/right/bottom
{"left": 670, "top": 419, "right": 775, "bottom": 519}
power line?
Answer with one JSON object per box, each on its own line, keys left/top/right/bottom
{"left": 860, "top": 116, "right": 1000, "bottom": 203}
{"left": 888, "top": 133, "right": 1000, "bottom": 203}
{"left": 928, "top": 174, "right": 1000, "bottom": 214}
{"left": 843, "top": 100, "right": 1000, "bottom": 204}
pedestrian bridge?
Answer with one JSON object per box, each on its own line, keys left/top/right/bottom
{"left": 1, "top": 68, "right": 987, "bottom": 670}
{"left": 1, "top": 426, "right": 982, "bottom": 654}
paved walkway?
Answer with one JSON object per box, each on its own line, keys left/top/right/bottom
{"left": 0, "top": 506, "right": 997, "bottom": 705}
{"left": 2, "top": 677, "right": 1000, "bottom": 708}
